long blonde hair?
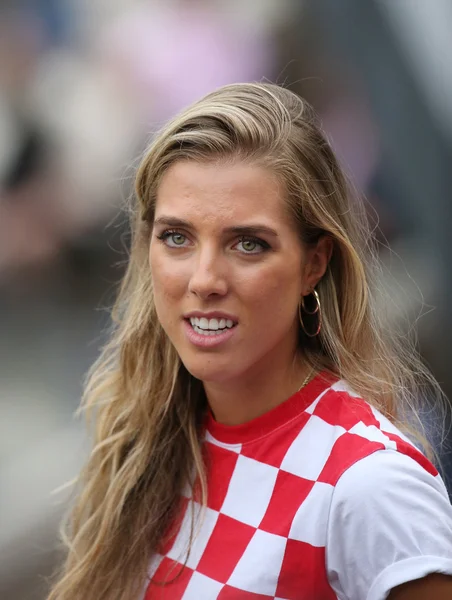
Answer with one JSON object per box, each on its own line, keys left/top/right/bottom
{"left": 48, "top": 83, "right": 444, "bottom": 599}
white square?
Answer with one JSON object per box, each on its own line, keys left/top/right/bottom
{"left": 330, "top": 379, "right": 360, "bottom": 396}
{"left": 182, "top": 571, "right": 223, "bottom": 599}
{"left": 280, "top": 415, "right": 346, "bottom": 480}
{"left": 370, "top": 406, "right": 413, "bottom": 445}
{"left": 167, "top": 502, "right": 219, "bottom": 569}
{"left": 289, "top": 481, "right": 334, "bottom": 546}
{"left": 349, "top": 421, "right": 397, "bottom": 450}
{"left": 227, "top": 529, "right": 286, "bottom": 595}
{"left": 147, "top": 553, "right": 163, "bottom": 579}
{"left": 220, "top": 454, "right": 279, "bottom": 527}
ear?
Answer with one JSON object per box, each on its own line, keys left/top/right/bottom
{"left": 302, "top": 235, "right": 333, "bottom": 294}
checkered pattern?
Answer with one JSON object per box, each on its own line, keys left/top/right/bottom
{"left": 144, "top": 375, "right": 438, "bottom": 599}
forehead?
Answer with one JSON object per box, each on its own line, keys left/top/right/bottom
{"left": 155, "top": 160, "right": 293, "bottom": 227}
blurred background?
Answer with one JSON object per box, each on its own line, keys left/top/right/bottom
{"left": 1, "top": 0, "right": 452, "bottom": 598}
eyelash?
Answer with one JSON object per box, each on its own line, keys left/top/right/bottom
{"left": 237, "top": 236, "right": 270, "bottom": 254}
{"left": 156, "top": 229, "right": 270, "bottom": 254}
{"left": 156, "top": 230, "right": 186, "bottom": 246}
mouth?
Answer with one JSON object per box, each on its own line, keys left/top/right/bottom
{"left": 185, "top": 316, "right": 238, "bottom": 337}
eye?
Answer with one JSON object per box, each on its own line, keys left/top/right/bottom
{"left": 156, "top": 229, "right": 189, "bottom": 248}
{"left": 234, "top": 236, "right": 270, "bottom": 254}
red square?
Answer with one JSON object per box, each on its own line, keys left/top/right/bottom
{"left": 317, "top": 432, "right": 385, "bottom": 485}
{"left": 204, "top": 442, "right": 240, "bottom": 511}
{"left": 218, "top": 585, "right": 273, "bottom": 599}
{"left": 145, "top": 557, "right": 193, "bottom": 599}
{"left": 312, "top": 391, "right": 380, "bottom": 430}
{"left": 241, "top": 412, "right": 310, "bottom": 468}
{"left": 259, "top": 470, "right": 315, "bottom": 536}
{"left": 197, "top": 513, "right": 256, "bottom": 583}
{"left": 275, "top": 539, "right": 336, "bottom": 600}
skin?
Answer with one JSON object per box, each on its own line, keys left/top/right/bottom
{"left": 149, "top": 159, "right": 331, "bottom": 425}
{"left": 388, "top": 573, "right": 452, "bottom": 599}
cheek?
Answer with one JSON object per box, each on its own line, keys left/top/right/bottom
{"left": 149, "top": 247, "right": 187, "bottom": 315}
{"left": 237, "top": 261, "right": 302, "bottom": 323}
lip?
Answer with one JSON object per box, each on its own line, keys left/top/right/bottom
{"left": 183, "top": 318, "right": 237, "bottom": 348}
{"left": 184, "top": 310, "right": 238, "bottom": 324}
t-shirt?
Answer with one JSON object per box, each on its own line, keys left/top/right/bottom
{"left": 143, "top": 373, "right": 452, "bottom": 599}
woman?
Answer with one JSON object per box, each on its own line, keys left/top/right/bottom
{"left": 48, "top": 83, "right": 452, "bottom": 599}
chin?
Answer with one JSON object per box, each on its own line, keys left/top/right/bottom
{"left": 180, "top": 355, "right": 238, "bottom": 385}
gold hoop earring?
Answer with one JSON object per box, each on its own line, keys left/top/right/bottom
{"left": 299, "top": 289, "right": 322, "bottom": 337}
{"left": 301, "top": 289, "right": 320, "bottom": 315}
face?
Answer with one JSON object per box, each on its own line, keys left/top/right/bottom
{"left": 149, "top": 159, "right": 321, "bottom": 385}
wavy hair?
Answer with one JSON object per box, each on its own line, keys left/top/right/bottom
{"left": 48, "top": 83, "right": 444, "bottom": 599}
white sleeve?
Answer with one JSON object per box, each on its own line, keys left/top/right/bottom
{"left": 326, "top": 450, "right": 452, "bottom": 600}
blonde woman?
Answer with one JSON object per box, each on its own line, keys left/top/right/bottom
{"left": 48, "top": 83, "right": 452, "bottom": 600}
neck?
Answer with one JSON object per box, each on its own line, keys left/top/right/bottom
{"left": 204, "top": 352, "right": 311, "bottom": 426}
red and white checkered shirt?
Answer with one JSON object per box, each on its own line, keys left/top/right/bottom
{"left": 143, "top": 373, "right": 451, "bottom": 599}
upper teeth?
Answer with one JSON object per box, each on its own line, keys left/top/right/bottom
{"left": 189, "top": 317, "right": 234, "bottom": 330}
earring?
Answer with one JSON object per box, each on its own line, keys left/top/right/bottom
{"left": 299, "top": 289, "right": 322, "bottom": 337}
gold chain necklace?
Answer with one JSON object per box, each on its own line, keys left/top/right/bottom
{"left": 297, "top": 367, "right": 315, "bottom": 392}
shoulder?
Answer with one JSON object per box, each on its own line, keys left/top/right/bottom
{"left": 330, "top": 447, "right": 449, "bottom": 521}
{"left": 326, "top": 448, "right": 452, "bottom": 600}
{"left": 306, "top": 378, "right": 439, "bottom": 484}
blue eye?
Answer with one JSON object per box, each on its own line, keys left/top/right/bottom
{"left": 157, "top": 230, "right": 188, "bottom": 247}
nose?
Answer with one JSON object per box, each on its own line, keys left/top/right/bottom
{"left": 188, "top": 245, "right": 228, "bottom": 299}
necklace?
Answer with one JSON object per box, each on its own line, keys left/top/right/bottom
{"left": 297, "top": 367, "right": 315, "bottom": 392}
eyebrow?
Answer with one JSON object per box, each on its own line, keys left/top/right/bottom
{"left": 153, "top": 216, "right": 279, "bottom": 237}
